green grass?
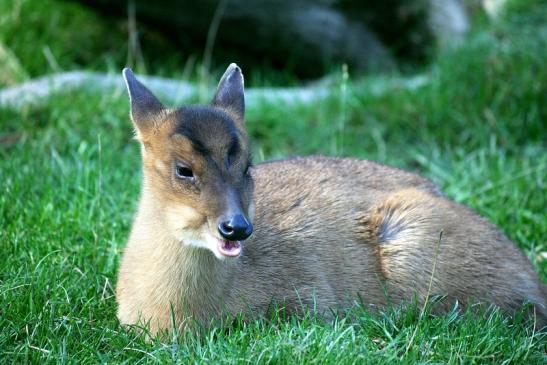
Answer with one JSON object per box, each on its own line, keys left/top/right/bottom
{"left": 1, "top": 2, "right": 547, "bottom": 364}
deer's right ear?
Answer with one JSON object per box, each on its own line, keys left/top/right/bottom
{"left": 212, "top": 63, "right": 245, "bottom": 121}
{"left": 122, "top": 68, "right": 164, "bottom": 136}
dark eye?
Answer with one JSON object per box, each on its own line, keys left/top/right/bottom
{"left": 175, "top": 164, "right": 194, "bottom": 179}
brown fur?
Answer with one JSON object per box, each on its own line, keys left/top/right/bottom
{"left": 116, "top": 66, "right": 546, "bottom": 335}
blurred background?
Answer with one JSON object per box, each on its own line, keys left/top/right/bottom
{"left": 1, "top": 0, "right": 495, "bottom": 86}
{"left": 1, "top": 0, "right": 544, "bottom": 154}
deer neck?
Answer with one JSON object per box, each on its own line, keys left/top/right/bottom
{"left": 132, "top": 189, "right": 234, "bottom": 321}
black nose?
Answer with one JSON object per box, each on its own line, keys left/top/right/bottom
{"left": 218, "top": 214, "right": 253, "bottom": 241}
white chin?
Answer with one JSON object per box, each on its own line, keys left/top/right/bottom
{"left": 177, "top": 230, "right": 242, "bottom": 260}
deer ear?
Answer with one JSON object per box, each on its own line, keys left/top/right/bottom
{"left": 212, "top": 63, "right": 245, "bottom": 120}
{"left": 122, "top": 68, "right": 164, "bottom": 135}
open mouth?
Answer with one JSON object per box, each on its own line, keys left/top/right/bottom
{"left": 217, "top": 239, "right": 242, "bottom": 258}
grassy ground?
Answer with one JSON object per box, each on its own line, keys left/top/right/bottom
{"left": 1, "top": 2, "right": 546, "bottom": 364}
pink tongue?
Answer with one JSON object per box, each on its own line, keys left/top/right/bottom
{"left": 218, "top": 239, "right": 242, "bottom": 257}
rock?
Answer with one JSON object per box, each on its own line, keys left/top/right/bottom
{"left": 0, "top": 70, "right": 428, "bottom": 109}
{"left": 428, "top": 0, "right": 470, "bottom": 46}
{"left": 77, "top": 0, "right": 438, "bottom": 78}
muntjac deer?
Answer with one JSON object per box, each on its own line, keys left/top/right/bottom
{"left": 116, "top": 64, "right": 546, "bottom": 334}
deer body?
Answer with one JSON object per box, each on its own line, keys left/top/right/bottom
{"left": 116, "top": 65, "right": 546, "bottom": 334}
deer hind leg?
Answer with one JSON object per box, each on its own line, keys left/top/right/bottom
{"left": 361, "top": 188, "right": 547, "bottom": 324}
{"left": 360, "top": 188, "right": 451, "bottom": 309}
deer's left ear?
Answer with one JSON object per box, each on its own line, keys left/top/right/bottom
{"left": 122, "top": 68, "right": 164, "bottom": 136}
{"left": 212, "top": 63, "right": 245, "bottom": 121}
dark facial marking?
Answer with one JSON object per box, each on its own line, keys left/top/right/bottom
{"left": 174, "top": 106, "right": 245, "bottom": 171}
{"left": 225, "top": 133, "right": 240, "bottom": 168}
